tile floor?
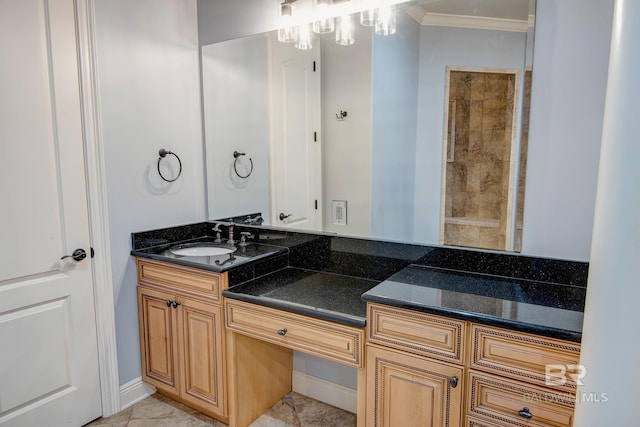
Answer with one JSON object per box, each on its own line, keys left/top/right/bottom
{"left": 85, "top": 392, "right": 356, "bottom": 427}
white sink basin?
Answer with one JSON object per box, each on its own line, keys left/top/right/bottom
{"left": 170, "top": 244, "right": 236, "bottom": 257}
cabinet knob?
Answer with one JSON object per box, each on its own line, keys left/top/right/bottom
{"left": 449, "top": 376, "right": 458, "bottom": 388}
{"left": 277, "top": 328, "right": 288, "bottom": 336}
{"left": 172, "top": 300, "right": 182, "bottom": 309}
{"left": 166, "top": 299, "right": 173, "bottom": 307}
{"left": 518, "top": 407, "right": 533, "bottom": 419}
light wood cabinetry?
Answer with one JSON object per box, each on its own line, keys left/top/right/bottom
{"left": 366, "top": 303, "right": 465, "bottom": 427}
{"left": 368, "top": 303, "right": 466, "bottom": 364}
{"left": 136, "top": 258, "right": 228, "bottom": 422}
{"left": 467, "top": 371, "right": 575, "bottom": 427}
{"left": 366, "top": 303, "right": 581, "bottom": 427}
{"left": 226, "top": 299, "right": 365, "bottom": 367}
{"left": 367, "top": 344, "right": 463, "bottom": 427}
{"left": 470, "top": 324, "right": 582, "bottom": 393}
{"left": 224, "top": 298, "right": 367, "bottom": 427}
{"left": 466, "top": 325, "right": 580, "bottom": 427}
{"left": 135, "top": 257, "right": 581, "bottom": 427}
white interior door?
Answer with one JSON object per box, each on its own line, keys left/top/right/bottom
{"left": 268, "top": 33, "right": 322, "bottom": 231}
{"left": 0, "top": 1, "right": 102, "bottom": 425}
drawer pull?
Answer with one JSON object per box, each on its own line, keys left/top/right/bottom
{"left": 450, "top": 376, "right": 459, "bottom": 388}
{"left": 518, "top": 407, "right": 533, "bottom": 419}
{"left": 277, "top": 328, "right": 288, "bottom": 336}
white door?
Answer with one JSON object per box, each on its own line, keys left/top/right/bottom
{"left": 0, "top": 1, "right": 102, "bottom": 425}
{"left": 268, "top": 33, "right": 322, "bottom": 231}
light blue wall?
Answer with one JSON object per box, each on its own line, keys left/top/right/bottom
{"left": 521, "top": 0, "right": 614, "bottom": 260}
{"left": 201, "top": 35, "right": 271, "bottom": 223}
{"left": 95, "top": 0, "right": 205, "bottom": 386}
{"left": 370, "top": 12, "right": 420, "bottom": 242}
{"left": 412, "top": 25, "right": 528, "bottom": 245}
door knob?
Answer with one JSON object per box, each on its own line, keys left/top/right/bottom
{"left": 279, "top": 213, "right": 292, "bottom": 221}
{"left": 61, "top": 248, "right": 87, "bottom": 262}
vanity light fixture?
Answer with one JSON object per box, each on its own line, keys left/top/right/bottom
{"left": 278, "top": 0, "right": 299, "bottom": 43}
{"left": 277, "top": 0, "right": 399, "bottom": 48}
{"left": 312, "top": 0, "right": 335, "bottom": 34}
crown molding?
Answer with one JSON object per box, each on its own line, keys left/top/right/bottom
{"left": 419, "top": 12, "right": 529, "bottom": 32}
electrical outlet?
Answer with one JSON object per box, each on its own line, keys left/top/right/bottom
{"left": 332, "top": 200, "right": 347, "bottom": 225}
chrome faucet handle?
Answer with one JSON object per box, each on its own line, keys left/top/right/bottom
{"left": 238, "top": 232, "right": 251, "bottom": 247}
{"left": 212, "top": 223, "right": 223, "bottom": 243}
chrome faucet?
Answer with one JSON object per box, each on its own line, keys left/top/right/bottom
{"left": 244, "top": 215, "right": 263, "bottom": 225}
{"left": 227, "top": 221, "right": 236, "bottom": 245}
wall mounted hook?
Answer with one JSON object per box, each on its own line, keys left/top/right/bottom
{"left": 336, "top": 110, "right": 348, "bottom": 121}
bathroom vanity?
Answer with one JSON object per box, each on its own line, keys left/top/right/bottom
{"left": 131, "top": 222, "right": 586, "bottom": 427}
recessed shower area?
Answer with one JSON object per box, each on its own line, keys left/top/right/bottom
{"left": 441, "top": 68, "right": 529, "bottom": 251}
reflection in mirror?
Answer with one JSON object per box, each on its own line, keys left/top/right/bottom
{"left": 201, "top": 0, "right": 535, "bottom": 252}
{"left": 441, "top": 68, "right": 520, "bottom": 251}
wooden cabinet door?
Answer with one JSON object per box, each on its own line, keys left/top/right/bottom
{"left": 367, "top": 344, "right": 463, "bottom": 427}
{"left": 178, "top": 297, "right": 226, "bottom": 418}
{"left": 138, "top": 287, "right": 179, "bottom": 396}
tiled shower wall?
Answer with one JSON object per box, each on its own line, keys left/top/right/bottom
{"left": 443, "top": 70, "right": 516, "bottom": 251}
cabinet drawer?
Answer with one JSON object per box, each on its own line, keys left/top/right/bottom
{"left": 470, "top": 324, "right": 581, "bottom": 393}
{"left": 467, "top": 371, "right": 575, "bottom": 427}
{"left": 137, "top": 258, "right": 225, "bottom": 302}
{"left": 367, "top": 303, "right": 466, "bottom": 364}
{"left": 225, "top": 299, "right": 365, "bottom": 367}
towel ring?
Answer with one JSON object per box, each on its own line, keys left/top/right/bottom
{"left": 157, "top": 149, "right": 182, "bottom": 182}
{"left": 233, "top": 151, "right": 253, "bottom": 179}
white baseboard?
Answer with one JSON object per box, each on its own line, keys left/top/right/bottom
{"left": 292, "top": 370, "right": 357, "bottom": 414}
{"left": 119, "top": 373, "right": 355, "bottom": 414}
{"left": 119, "top": 377, "right": 156, "bottom": 410}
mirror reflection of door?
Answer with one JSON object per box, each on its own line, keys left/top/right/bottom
{"left": 441, "top": 67, "right": 527, "bottom": 251}
{"left": 268, "top": 33, "right": 322, "bottom": 231}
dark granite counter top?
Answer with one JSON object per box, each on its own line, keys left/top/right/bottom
{"left": 362, "top": 265, "right": 585, "bottom": 342}
{"left": 131, "top": 236, "right": 287, "bottom": 273}
{"left": 132, "top": 221, "right": 588, "bottom": 341}
{"left": 222, "top": 267, "right": 380, "bottom": 327}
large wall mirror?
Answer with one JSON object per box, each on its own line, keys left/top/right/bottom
{"left": 201, "top": 0, "right": 535, "bottom": 252}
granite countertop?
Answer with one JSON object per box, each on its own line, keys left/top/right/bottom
{"left": 362, "top": 264, "right": 585, "bottom": 342}
{"left": 131, "top": 236, "right": 288, "bottom": 273}
{"left": 132, "top": 221, "right": 587, "bottom": 342}
{"left": 222, "top": 267, "right": 380, "bottom": 327}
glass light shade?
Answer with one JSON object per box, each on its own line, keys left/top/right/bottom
{"left": 375, "top": 4, "right": 396, "bottom": 36}
{"left": 278, "top": 3, "right": 298, "bottom": 43}
{"left": 313, "top": 17, "right": 335, "bottom": 34}
{"left": 336, "top": 15, "right": 355, "bottom": 46}
{"left": 360, "top": 0, "right": 379, "bottom": 26}
{"left": 295, "top": 24, "right": 314, "bottom": 50}
{"left": 313, "top": 0, "right": 334, "bottom": 34}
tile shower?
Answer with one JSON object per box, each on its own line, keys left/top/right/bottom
{"left": 443, "top": 70, "right": 529, "bottom": 251}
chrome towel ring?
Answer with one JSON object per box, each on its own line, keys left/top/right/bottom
{"left": 157, "top": 148, "right": 182, "bottom": 182}
{"left": 233, "top": 151, "right": 253, "bottom": 179}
